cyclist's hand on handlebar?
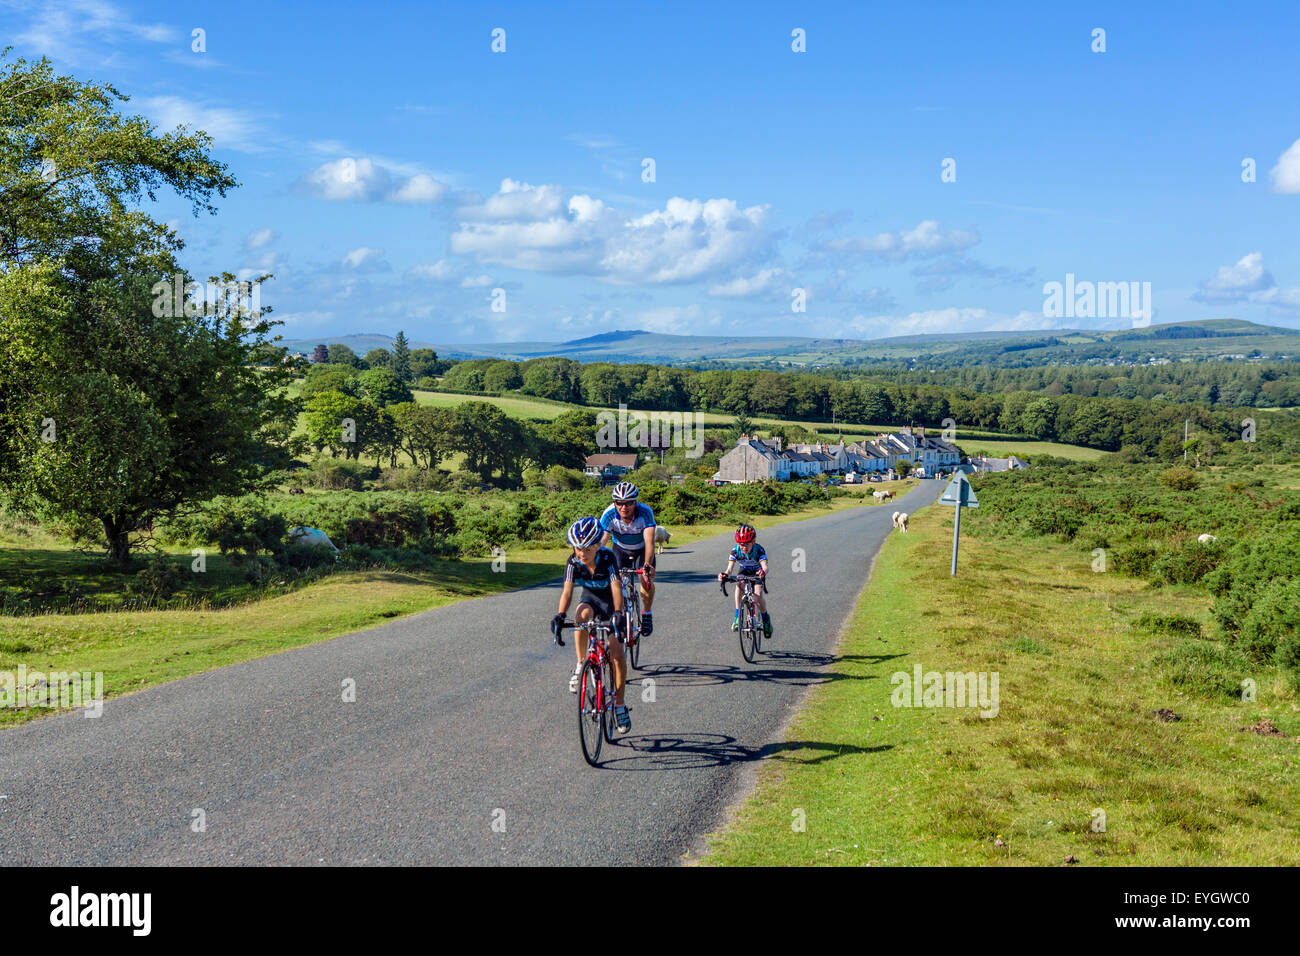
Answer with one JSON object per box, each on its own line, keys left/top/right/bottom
{"left": 717, "top": 572, "right": 726, "bottom": 582}
{"left": 551, "top": 612, "right": 566, "bottom": 645}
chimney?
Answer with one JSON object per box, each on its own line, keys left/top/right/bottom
{"left": 738, "top": 433, "right": 749, "bottom": 446}
{"left": 917, "top": 425, "right": 925, "bottom": 441}
{"left": 773, "top": 436, "right": 782, "bottom": 451}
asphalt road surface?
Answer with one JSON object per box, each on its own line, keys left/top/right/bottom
{"left": 0, "top": 480, "right": 942, "bottom": 865}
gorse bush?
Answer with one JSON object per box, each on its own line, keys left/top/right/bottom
{"left": 969, "top": 461, "right": 1300, "bottom": 686}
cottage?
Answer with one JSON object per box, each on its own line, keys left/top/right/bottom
{"left": 584, "top": 452, "right": 640, "bottom": 484}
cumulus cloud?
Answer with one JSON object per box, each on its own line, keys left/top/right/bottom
{"left": 460, "top": 274, "right": 494, "bottom": 288}
{"left": 1193, "top": 252, "right": 1275, "bottom": 302}
{"left": 297, "top": 158, "right": 450, "bottom": 203}
{"left": 341, "top": 247, "right": 390, "bottom": 272}
{"left": 818, "top": 220, "right": 980, "bottom": 262}
{"left": 458, "top": 179, "right": 567, "bottom": 220}
{"left": 1269, "top": 139, "right": 1300, "bottom": 194}
{"left": 451, "top": 182, "right": 774, "bottom": 285}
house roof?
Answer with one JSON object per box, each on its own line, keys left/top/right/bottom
{"left": 585, "top": 453, "right": 639, "bottom": 469}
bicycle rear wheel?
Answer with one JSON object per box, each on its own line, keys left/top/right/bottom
{"left": 577, "top": 660, "right": 604, "bottom": 766}
{"left": 626, "top": 589, "right": 642, "bottom": 670}
{"left": 738, "top": 604, "right": 757, "bottom": 662}
{"left": 602, "top": 658, "right": 618, "bottom": 744}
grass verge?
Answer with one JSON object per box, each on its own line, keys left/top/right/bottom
{"left": 696, "top": 502, "right": 1300, "bottom": 865}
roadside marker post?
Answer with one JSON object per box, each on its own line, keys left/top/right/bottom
{"left": 938, "top": 473, "right": 979, "bottom": 575}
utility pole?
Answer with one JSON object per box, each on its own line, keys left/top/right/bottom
{"left": 1183, "top": 419, "right": 1189, "bottom": 461}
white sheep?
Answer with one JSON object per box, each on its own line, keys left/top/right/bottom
{"left": 655, "top": 526, "right": 672, "bottom": 555}
{"left": 872, "top": 490, "right": 885, "bottom": 500}
{"left": 1197, "top": 533, "right": 1217, "bottom": 545}
{"left": 892, "top": 512, "right": 909, "bottom": 532}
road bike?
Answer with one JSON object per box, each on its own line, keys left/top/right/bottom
{"left": 617, "top": 566, "right": 650, "bottom": 670}
{"left": 720, "top": 572, "right": 769, "bottom": 663}
{"left": 553, "top": 618, "right": 622, "bottom": 766}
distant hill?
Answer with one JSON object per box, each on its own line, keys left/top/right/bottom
{"left": 281, "top": 319, "right": 1300, "bottom": 369}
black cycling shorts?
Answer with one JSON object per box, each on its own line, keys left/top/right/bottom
{"left": 611, "top": 546, "right": 651, "bottom": 576}
{"left": 577, "top": 588, "right": 615, "bottom": 623}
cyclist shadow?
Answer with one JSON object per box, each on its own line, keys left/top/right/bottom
{"left": 598, "top": 732, "right": 892, "bottom": 772}
{"left": 634, "top": 660, "right": 875, "bottom": 688}
{"left": 648, "top": 569, "right": 718, "bottom": 585}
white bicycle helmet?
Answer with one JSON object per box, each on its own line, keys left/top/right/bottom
{"left": 611, "top": 481, "right": 638, "bottom": 502}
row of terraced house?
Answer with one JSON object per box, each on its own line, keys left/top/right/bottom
{"left": 715, "top": 426, "right": 960, "bottom": 484}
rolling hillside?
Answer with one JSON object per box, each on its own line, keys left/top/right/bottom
{"left": 282, "top": 319, "right": 1300, "bottom": 370}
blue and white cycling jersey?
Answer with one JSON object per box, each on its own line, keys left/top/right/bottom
{"left": 599, "top": 502, "right": 656, "bottom": 552}
{"left": 729, "top": 542, "right": 767, "bottom": 574}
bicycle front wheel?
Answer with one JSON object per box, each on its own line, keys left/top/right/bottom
{"left": 578, "top": 660, "right": 604, "bottom": 766}
{"left": 738, "top": 605, "right": 757, "bottom": 663}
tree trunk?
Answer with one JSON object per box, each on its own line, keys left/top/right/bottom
{"left": 103, "top": 516, "right": 132, "bottom": 567}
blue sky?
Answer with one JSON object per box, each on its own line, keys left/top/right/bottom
{"left": 8, "top": 0, "right": 1300, "bottom": 345}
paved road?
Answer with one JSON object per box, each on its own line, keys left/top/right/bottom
{"left": 0, "top": 480, "right": 942, "bottom": 865}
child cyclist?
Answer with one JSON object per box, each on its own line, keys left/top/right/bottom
{"left": 717, "top": 523, "right": 772, "bottom": 639}
{"left": 551, "top": 517, "right": 631, "bottom": 734}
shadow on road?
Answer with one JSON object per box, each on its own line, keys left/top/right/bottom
{"left": 634, "top": 659, "right": 876, "bottom": 688}
{"left": 596, "top": 731, "right": 893, "bottom": 771}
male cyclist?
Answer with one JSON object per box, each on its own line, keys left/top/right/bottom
{"left": 718, "top": 523, "right": 772, "bottom": 639}
{"left": 552, "top": 517, "right": 631, "bottom": 733}
{"left": 598, "top": 481, "right": 657, "bottom": 636}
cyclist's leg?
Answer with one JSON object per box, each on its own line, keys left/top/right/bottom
{"left": 574, "top": 600, "right": 595, "bottom": 663}
{"left": 607, "top": 623, "right": 628, "bottom": 704}
{"left": 754, "top": 583, "right": 767, "bottom": 614}
{"left": 637, "top": 548, "right": 655, "bottom": 611}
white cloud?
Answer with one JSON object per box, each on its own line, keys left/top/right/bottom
{"left": 11, "top": 0, "right": 176, "bottom": 67}
{"left": 1194, "top": 252, "right": 1275, "bottom": 302}
{"left": 142, "top": 96, "right": 268, "bottom": 153}
{"left": 297, "top": 158, "right": 449, "bottom": 203}
{"left": 406, "top": 260, "right": 459, "bottom": 280}
{"left": 391, "top": 173, "right": 448, "bottom": 203}
{"left": 451, "top": 184, "right": 773, "bottom": 285}
{"left": 458, "top": 179, "right": 566, "bottom": 220}
{"left": 460, "top": 274, "right": 494, "bottom": 288}
{"left": 708, "top": 267, "right": 788, "bottom": 297}
{"left": 245, "top": 228, "right": 276, "bottom": 250}
{"left": 341, "top": 247, "right": 389, "bottom": 272}
{"left": 1269, "top": 139, "right": 1300, "bottom": 194}
{"left": 820, "top": 220, "right": 980, "bottom": 261}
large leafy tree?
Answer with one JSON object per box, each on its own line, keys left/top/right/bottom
{"left": 0, "top": 53, "right": 297, "bottom": 564}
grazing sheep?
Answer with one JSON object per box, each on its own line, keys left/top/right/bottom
{"left": 882, "top": 489, "right": 895, "bottom": 500}
{"left": 892, "top": 511, "right": 901, "bottom": 528}
{"left": 872, "top": 490, "right": 885, "bottom": 500}
{"left": 894, "top": 512, "right": 909, "bottom": 533}
{"left": 654, "top": 526, "right": 672, "bottom": 555}
{"left": 1197, "top": 533, "right": 1217, "bottom": 544}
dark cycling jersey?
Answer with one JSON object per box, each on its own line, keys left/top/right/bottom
{"left": 729, "top": 542, "right": 768, "bottom": 574}
{"left": 599, "top": 502, "right": 656, "bottom": 553}
{"left": 564, "top": 547, "right": 618, "bottom": 595}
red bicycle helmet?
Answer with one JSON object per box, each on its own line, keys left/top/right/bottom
{"left": 734, "top": 524, "right": 756, "bottom": 544}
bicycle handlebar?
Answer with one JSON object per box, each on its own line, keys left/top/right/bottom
{"left": 719, "top": 572, "right": 770, "bottom": 597}
{"left": 551, "top": 618, "right": 620, "bottom": 647}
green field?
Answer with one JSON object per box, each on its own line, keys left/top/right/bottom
{"left": 698, "top": 501, "right": 1300, "bottom": 866}
{"left": 411, "top": 389, "right": 1105, "bottom": 461}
